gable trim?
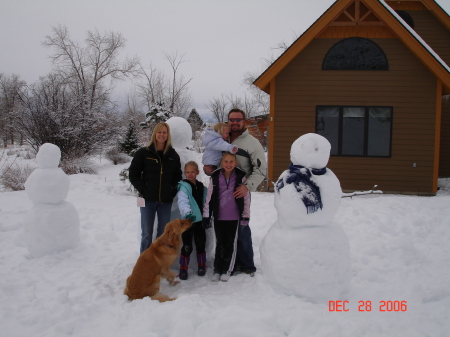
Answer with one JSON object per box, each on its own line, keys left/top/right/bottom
{"left": 254, "top": 0, "right": 450, "bottom": 94}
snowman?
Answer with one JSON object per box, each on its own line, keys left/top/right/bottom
{"left": 166, "top": 116, "right": 197, "bottom": 224}
{"left": 166, "top": 116, "right": 196, "bottom": 178}
{"left": 260, "top": 133, "right": 351, "bottom": 303}
{"left": 23, "top": 143, "right": 80, "bottom": 258}
{"left": 166, "top": 117, "right": 215, "bottom": 266}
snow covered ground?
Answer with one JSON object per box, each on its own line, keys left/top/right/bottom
{"left": 1, "top": 153, "right": 449, "bottom": 337}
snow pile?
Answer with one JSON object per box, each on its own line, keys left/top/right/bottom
{"left": 23, "top": 143, "right": 80, "bottom": 258}
{"left": 0, "top": 145, "right": 449, "bottom": 336}
{"left": 261, "top": 133, "right": 351, "bottom": 303}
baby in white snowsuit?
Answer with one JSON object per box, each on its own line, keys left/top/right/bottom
{"left": 202, "top": 122, "right": 238, "bottom": 175}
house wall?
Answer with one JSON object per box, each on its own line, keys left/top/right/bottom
{"left": 390, "top": 5, "right": 450, "bottom": 177}
{"left": 406, "top": 9, "right": 450, "bottom": 65}
{"left": 272, "top": 38, "right": 438, "bottom": 194}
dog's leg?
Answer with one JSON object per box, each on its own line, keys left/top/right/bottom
{"left": 161, "top": 269, "right": 179, "bottom": 286}
{"left": 148, "top": 275, "right": 176, "bottom": 302}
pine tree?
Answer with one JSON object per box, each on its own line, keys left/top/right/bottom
{"left": 139, "top": 103, "right": 172, "bottom": 131}
{"left": 187, "top": 108, "right": 204, "bottom": 137}
{"left": 119, "top": 120, "right": 140, "bottom": 155}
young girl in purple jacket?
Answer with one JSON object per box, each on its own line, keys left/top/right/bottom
{"left": 202, "top": 152, "right": 251, "bottom": 282}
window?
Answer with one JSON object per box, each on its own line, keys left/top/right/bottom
{"left": 322, "top": 37, "right": 389, "bottom": 70}
{"left": 396, "top": 10, "right": 414, "bottom": 29}
{"left": 316, "top": 106, "right": 392, "bottom": 157}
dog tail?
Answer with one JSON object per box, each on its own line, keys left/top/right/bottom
{"left": 123, "top": 275, "right": 131, "bottom": 299}
{"left": 151, "top": 292, "right": 176, "bottom": 303}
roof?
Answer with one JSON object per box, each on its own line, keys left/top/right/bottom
{"left": 253, "top": 0, "right": 450, "bottom": 94}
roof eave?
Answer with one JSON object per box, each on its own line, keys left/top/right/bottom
{"left": 254, "top": 0, "right": 450, "bottom": 94}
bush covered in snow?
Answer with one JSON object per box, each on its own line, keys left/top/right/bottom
{"left": 0, "top": 162, "right": 35, "bottom": 191}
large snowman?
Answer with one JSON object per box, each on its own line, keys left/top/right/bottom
{"left": 23, "top": 143, "right": 80, "bottom": 258}
{"left": 166, "top": 116, "right": 196, "bottom": 223}
{"left": 260, "top": 133, "right": 351, "bottom": 303}
{"left": 166, "top": 117, "right": 216, "bottom": 260}
{"left": 166, "top": 116, "right": 196, "bottom": 178}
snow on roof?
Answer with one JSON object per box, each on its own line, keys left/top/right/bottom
{"left": 379, "top": 0, "right": 450, "bottom": 73}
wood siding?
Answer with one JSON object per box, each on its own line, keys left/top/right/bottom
{"left": 399, "top": 8, "right": 450, "bottom": 177}
{"left": 440, "top": 96, "right": 450, "bottom": 176}
{"left": 272, "top": 38, "right": 438, "bottom": 194}
{"left": 404, "top": 9, "right": 450, "bottom": 66}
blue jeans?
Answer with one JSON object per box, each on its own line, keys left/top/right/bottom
{"left": 235, "top": 225, "right": 256, "bottom": 273}
{"left": 140, "top": 201, "right": 172, "bottom": 254}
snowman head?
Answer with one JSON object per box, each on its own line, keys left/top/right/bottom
{"left": 166, "top": 117, "right": 192, "bottom": 149}
{"left": 290, "top": 133, "right": 331, "bottom": 169}
{"left": 36, "top": 143, "right": 61, "bottom": 169}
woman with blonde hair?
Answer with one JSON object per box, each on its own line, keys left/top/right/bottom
{"left": 129, "top": 122, "right": 182, "bottom": 254}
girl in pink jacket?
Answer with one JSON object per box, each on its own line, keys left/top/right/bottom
{"left": 202, "top": 152, "right": 251, "bottom": 282}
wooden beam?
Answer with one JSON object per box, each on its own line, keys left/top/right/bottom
{"left": 268, "top": 78, "right": 276, "bottom": 184}
{"left": 433, "top": 78, "right": 443, "bottom": 193}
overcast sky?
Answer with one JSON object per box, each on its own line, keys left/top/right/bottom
{"left": 2, "top": 0, "right": 450, "bottom": 118}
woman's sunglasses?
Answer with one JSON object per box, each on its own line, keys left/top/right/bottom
{"left": 229, "top": 118, "right": 243, "bottom": 122}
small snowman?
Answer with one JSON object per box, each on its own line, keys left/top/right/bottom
{"left": 23, "top": 143, "right": 80, "bottom": 258}
{"left": 260, "top": 133, "right": 351, "bottom": 303}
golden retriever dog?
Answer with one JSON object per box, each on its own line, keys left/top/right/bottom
{"left": 124, "top": 218, "right": 192, "bottom": 302}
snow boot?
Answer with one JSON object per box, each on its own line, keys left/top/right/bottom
{"left": 179, "top": 254, "right": 190, "bottom": 280}
{"left": 197, "top": 252, "right": 206, "bottom": 276}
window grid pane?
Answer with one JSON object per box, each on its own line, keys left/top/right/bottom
{"left": 316, "top": 105, "right": 392, "bottom": 158}
{"left": 317, "top": 106, "right": 339, "bottom": 155}
{"left": 342, "top": 107, "right": 365, "bottom": 156}
{"left": 367, "top": 107, "right": 392, "bottom": 156}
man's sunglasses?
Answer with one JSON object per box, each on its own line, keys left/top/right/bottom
{"left": 229, "top": 118, "right": 243, "bottom": 122}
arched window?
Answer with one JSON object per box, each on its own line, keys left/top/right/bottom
{"left": 322, "top": 37, "right": 389, "bottom": 70}
{"left": 396, "top": 10, "right": 415, "bottom": 29}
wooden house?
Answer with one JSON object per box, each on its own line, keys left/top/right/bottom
{"left": 254, "top": 0, "right": 450, "bottom": 195}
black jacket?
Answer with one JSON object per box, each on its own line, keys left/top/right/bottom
{"left": 128, "top": 144, "right": 182, "bottom": 203}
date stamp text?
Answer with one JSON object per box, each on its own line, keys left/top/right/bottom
{"left": 328, "top": 301, "right": 408, "bottom": 312}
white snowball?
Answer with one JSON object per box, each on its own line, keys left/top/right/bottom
{"left": 36, "top": 143, "right": 61, "bottom": 169}
{"left": 261, "top": 222, "right": 351, "bottom": 303}
{"left": 167, "top": 117, "right": 192, "bottom": 149}
{"left": 25, "top": 168, "right": 70, "bottom": 205}
{"left": 275, "top": 168, "right": 342, "bottom": 228}
{"left": 290, "top": 133, "right": 330, "bottom": 169}
{"left": 23, "top": 201, "right": 80, "bottom": 258}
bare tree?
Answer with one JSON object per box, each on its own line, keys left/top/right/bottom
{"left": 0, "top": 73, "right": 26, "bottom": 147}
{"left": 42, "top": 25, "right": 140, "bottom": 111}
{"left": 15, "top": 73, "right": 121, "bottom": 162}
{"left": 207, "top": 91, "right": 265, "bottom": 122}
{"left": 206, "top": 95, "right": 228, "bottom": 122}
{"left": 136, "top": 63, "right": 166, "bottom": 112}
{"left": 242, "top": 72, "right": 269, "bottom": 116}
{"left": 137, "top": 51, "right": 193, "bottom": 119}
{"left": 225, "top": 92, "right": 243, "bottom": 110}
{"left": 164, "top": 51, "right": 193, "bottom": 117}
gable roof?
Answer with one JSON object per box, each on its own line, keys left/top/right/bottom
{"left": 253, "top": 0, "right": 450, "bottom": 94}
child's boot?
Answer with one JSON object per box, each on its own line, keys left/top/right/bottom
{"left": 179, "top": 254, "right": 190, "bottom": 280}
{"left": 197, "top": 252, "right": 206, "bottom": 276}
